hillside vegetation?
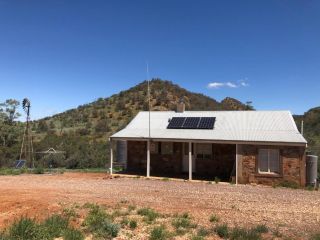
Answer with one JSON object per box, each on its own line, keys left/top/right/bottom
{"left": 0, "top": 79, "right": 251, "bottom": 168}
{"left": 294, "top": 107, "right": 320, "bottom": 156}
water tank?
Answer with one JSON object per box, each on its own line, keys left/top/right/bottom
{"left": 306, "top": 155, "right": 318, "bottom": 186}
{"left": 116, "top": 140, "right": 127, "bottom": 169}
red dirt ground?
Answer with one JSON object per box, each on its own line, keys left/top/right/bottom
{"left": 0, "top": 172, "right": 319, "bottom": 239}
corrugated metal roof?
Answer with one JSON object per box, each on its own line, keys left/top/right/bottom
{"left": 111, "top": 111, "right": 307, "bottom": 145}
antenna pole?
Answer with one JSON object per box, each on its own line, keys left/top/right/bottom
{"left": 147, "top": 62, "right": 151, "bottom": 139}
{"left": 301, "top": 120, "right": 304, "bottom": 136}
{"left": 146, "top": 62, "right": 151, "bottom": 178}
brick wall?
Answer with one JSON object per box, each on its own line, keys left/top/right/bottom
{"left": 239, "top": 144, "right": 306, "bottom": 186}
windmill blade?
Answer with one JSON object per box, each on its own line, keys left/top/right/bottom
{"left": 22, "top": 98, "right": 31, "bottom": 114}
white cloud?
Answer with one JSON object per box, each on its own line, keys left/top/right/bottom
{"left": 207, "top": 79, "right": 249, "bottom": 89}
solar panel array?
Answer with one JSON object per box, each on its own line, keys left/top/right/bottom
{"left": 167, "top": 117, "right": 215, "bottom": 129}
{"left": 15, "top": 160, "right": 26, "bottom": 169}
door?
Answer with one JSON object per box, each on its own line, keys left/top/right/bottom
{"left": 182, "top": 143, "right": 196, "bottom": 172}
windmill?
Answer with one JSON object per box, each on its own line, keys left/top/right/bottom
{"left": 19, "top": 98, "right": 34, "bottom": 168}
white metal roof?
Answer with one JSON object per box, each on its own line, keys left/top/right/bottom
{"left": 111, "top": 111, "right": 307, "bottom": 145}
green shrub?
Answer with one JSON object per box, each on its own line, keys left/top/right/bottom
{"left": 63, "top": 227, "right": 84, "bottom": 240}
{"left": 209, "top": 214, "right": 219, "bottom": 223}
{"left": 310, "top": 233, "right": 320, "bottom": 240}
{"left": 43, "top": 214, "right": 68, "bottom": 238}
{"left": 96, "top": 221, "right": 120, "bottom": 239}
{"left": 33, "top": 167, "right": 44, "bottom": 174}
{"left": 214, "top": 224, "right": 229, "bottom": 239}
{"left": 162, "top": 177, "right": 170, "bottom": 181}
{"left": 172, "top": 213, "right": 195, "bottom": 230}
{"left": 252, "top": 224, "right": 268, "bottom": 234}
{"left": 276, "top": 180, "right": 299, "bottom": 189}
{"left": 137, "top": 208, "right": 159, "bottom": 223}
{"left": 197, "top": 227, "right": 209, "bottom": 237}
{"left": 128, "top": 205, "right": 136, "bottom": 212}
{"left": 149, "top": 225, "right": 169, "bottom": 240}
{"left": 8, "top": 217, "right": 48, "bottom": 240}
{"left": 191, "top": 236, "right": 204, "bottom": 240}
{"left": 83, "top": 204, "right": 111, "bottom": 231}
{"left": 129, "top": 220, "right": 137, "bottom": 229}
{"left": 214, "top": 176, "right": 220, "bottom": 184}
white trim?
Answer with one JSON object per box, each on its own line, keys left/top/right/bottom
{"left": 236, "top": 144, "right": 238, "bottom": 185}
{"left": 110, "top": 140, "right": 113, "bottom": 175}
{"left": 257, "top": 148, "right": 280, "bottom": 174}
{"left": 110, "top": 137, "right": 306, "bottom": 147}
{"left": 147, "top": 139, "right": 150, "bottom": 178}
{"left": 189, "top": 142, "right": 192, "bottom": 180}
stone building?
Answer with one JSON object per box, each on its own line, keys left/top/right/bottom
{"left": 110, "top": 103, "right": 307, "bottom": 186}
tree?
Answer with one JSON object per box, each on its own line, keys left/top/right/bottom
{"left": 0, "top": 99, "right": 21, "bottom": 124}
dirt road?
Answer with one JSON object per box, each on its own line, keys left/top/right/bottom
{"left": 0, "top": 172, "right": 319, "bottom": 238}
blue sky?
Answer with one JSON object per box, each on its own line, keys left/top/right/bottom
{"left": 0, "top": 0, "right": 319, "bottom": 119}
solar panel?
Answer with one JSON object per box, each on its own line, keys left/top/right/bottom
{"left": 182, "top": 117, "right": 200, "bottom": 129}
{"left": 167, "top": 117, "right": 215, "bottom": 129}
{"left": 15, "top": 160, "right": 26, "bottom": 169}
{"left": 167, "top": 117, "right": 186, "bottom": 129}
{"left": 198, "top": 117, "right": 216, "bottom": 129}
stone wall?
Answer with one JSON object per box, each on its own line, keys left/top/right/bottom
{"left": 239, "top": 144, "right": 306, "bottom": 186}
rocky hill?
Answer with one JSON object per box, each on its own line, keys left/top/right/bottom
{"left": 34, "top": 79, "right": 250, "bottom": 141}
{"left": 24, "top": 79, "right": 251, "bottom": 168}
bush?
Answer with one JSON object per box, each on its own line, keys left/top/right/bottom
{"left": 214, "top": 176, "right": 220, "bottom": 184}
{"left": 33, "top": 167, "right": 44, "bottom": 174}
{"left": 276, "top": 180, "right": 299, "bottom": 189}
{"left": 197, "top": 227, "right": 209, "bottom": 237}
{"left": 214, "top": 224, "right": 229, "bottom": 239}
{"left": 129, "top": 220, "right": 137, "bottom": 229}
{"left": 137, "top": 208, "right": 159, "bottom": 223}
{"left": 63, "top": 227, "right": 84, "bottom": 240}
{"left": 8, "top": 217, "right": 48, "bottom": 240}
{"left": 209, "top": 214, "right": 219, "bottom": 223}
{"left": 43, "top": 214, "right": 68, "bottom": 238}
{"left": 172, "top": 213, "right": 195, "bottom": 230}
{"left": 310, "top": 233, "right": 320, "bottom": 240}
{"left": 149, "top": 225, "right": 169, "bottom": 240}
{"left": 252, "top": 224, "right": 268, "bottom": 234}
{"left": 83, "top": 204, "right": 119, "bottom": 239}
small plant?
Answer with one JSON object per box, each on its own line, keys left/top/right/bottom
{"left": 310, "top": 233, "right": 320, "bottom": 240}
{"left": 33, "top": 166, "right": 44, "bottom": 174}
{"left": 128, "top": 205, "right": 136, "bottom": 212}
{"left": 129, "top": 219, "right": 137, "bottom": 229}
{"left": 252, "top": 224, "right": 268, "bottom": 234}
{"left": 172, "top": 212, "right": 196, "bottom": 233}
{"left": 197, "top": 227, "right": 209, "bottom": 237}
{"left": 98, "top": 221, "right": 120, "bottom": 238}
{"left": 8, "top": 217, "right": 46, "bottom": 240}
{"left": 137, "top": 208, "right": 159, "bottom": 223}
{"left": 276, "top": 180, "right": 299, "bottom": 189}
{"left": 214, "top": 176, "right": 220, "bottom": 184}
{"left": 43, "top": 214, "right": 68, "bottom": 238}
{"left": 162, "top": 177, "right": 170, "bottom": 181}
{"left": 209, "top": 214, "right": 219, "bottom": 223}
{"left": 149, "top": 225, "right": 169, "bottom": 240}
{"left": 120, "top": 217, "right": 129, "bottom": 226}
{"left": 207, "top": 181, "right": 212, "bottom": 184}
{"left": 63, "top": 227, "right": 84, "bottom": 240}
{"left": 214, "top": 224, "right": 229, "bottom": 239}
{"left": 63, "top": 207, "right": 78, "bottom": 219}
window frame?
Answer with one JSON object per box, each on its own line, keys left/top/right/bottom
{"left": 258, "top": 148, "right": 280, "bottom": 174}
{"left": 196, "top": 143, "right": 212, "bottom": 160}
{"left": 161, "top": 142, "right": 173, "bottom": 155}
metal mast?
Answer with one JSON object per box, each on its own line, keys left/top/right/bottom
{"left": 20, "top": 98, "right": 34, "bottom": 168}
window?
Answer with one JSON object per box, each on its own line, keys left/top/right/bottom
{"left": 196, "top": 143, "right": 212, "bottom": 159}
{"left": 258, "top": 149, "right": 280, "bottom": 174}
{"left": 161, "top": 142, "right": 173, "bottom": 155}
{"left": 150, "top": 142, "right": 159, "bottom": 154}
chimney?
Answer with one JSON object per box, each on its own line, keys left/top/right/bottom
{"left": 176, "top": 98, "right": 185, "bottom": 113}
